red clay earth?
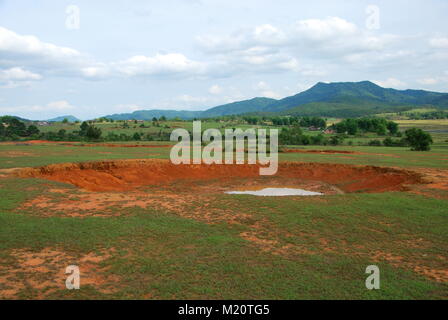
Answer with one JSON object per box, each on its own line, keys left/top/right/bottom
{"left": 18, "top": 159, "right": 425, "bottom": 193}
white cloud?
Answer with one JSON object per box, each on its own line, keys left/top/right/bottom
{"left": 0, "top": 26, "right": 83, "bottom": 69}
{"left": 255, "top": 81, "right": 270, "bottom": 91}
{"left": 417, "top": 78, "right": 439, "bottom": 85}
{"left": 0, "top": 27, "right": 210, "bottom": 81}
{"left": 253, "top": 81, "right": 281, "bottom": 99}
{"left": 80, "top": 64, "right": 111, "bottom": 79}
{"left": 176, "top": 94, "right": 210, "bottom": 104}
{"left": 253, "top": 24, "right": 286, "bottom": 45}
{"left": 373, "top": 78, "right": 407, "bottom": 89}
{"left": 0, "top": 67, "right": 41, "bottom": 81}
{"left": 429, "top": 37, "right": 448, "bottom": 49}
{"left": 293, "top": 17, "right": 357, "bottom": 41}
{"left": 0, "top": 100, "right": 75, "bottom": 115}
{"left": 209, "top": 84, "right": 222, "bottom": 94}
{"left": 115, "top": 53, "right": 206, "bottom": 78}
{"left": 46, "top": 100, "right": 74, "bottom": 111}
{"left": 196, "top": 17, "right": 388, "bottom": 56}
{"left": 111, "top": 104, "right": 145, "bottom": 112}
{"left": 260, "top": 90, "right": 281, "bottom": 99}
{"left": 0, "top": 67, "right": 42, "bottom": 88}
{"left": 195, "top": 17, "right": 405, "bottom": 77}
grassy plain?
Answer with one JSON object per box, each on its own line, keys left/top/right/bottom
{"left": 0, "top": 120, "right": 447, "bottom": 299}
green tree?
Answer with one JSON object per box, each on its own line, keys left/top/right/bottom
{"left": 80, "top": 121, "right": 89, "bottom": 135}
{"left": 62, "top": 118, "right": 68, "bottom": 124}
{"left": 26, "top": 125, "right": 40, "bottom": 136}
{"left": 85, "top": 125, "right": 102, "bottom": 140}
{"left": 404, "top": 128, "right": 433, "bottom": 151}
{"left": 0, "top": 116, "right": 27, "bottom": 137}
{"left": 345, "top": 119, "right": 358, "bottom": 135}
{"left": 0, "top": 123, "right": 5, "bottom": 138}
{"left": 387, "top": 121, "right": 399, "bottom": 135}
{"left": 57, "top": 129, "right": 66, "bottom": 139}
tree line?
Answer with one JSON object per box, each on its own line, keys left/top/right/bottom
{"left": 332, "top": 118, "right": 398, "bottom": 136}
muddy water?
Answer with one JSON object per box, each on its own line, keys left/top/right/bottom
{"left": 225, "top": 188, "right": 323, "bottom": 196}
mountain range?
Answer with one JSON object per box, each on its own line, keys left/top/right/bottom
{"left": 104, "top": 81, "right": 448, "bottom": 120}
{"left": 4, "top": 81, "right": 448, "bottom": 122}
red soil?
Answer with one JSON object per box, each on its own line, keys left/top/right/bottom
{"left": 18, "top": 159, "right": 425, "bottom": 193}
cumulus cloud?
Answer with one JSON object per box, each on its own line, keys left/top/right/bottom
{"left": 0, "top": 18, "right": 445, "bottom": 94}
{"left": 196, "top": 17, "right": 392, "bottom": 56}
{"left": 0, "top": 67, "right": 41, "bottom": 81}
{"left": 373, "top": 78, "right": 407, "bottom": 89}
{"left": 0, "top": 100, "right": 75, "bottom": 115}
{"left": 0, "top": 26, "right": 84, "bottom": 70}
{"left": 114, "top": 53, "right": 207, "bottom": 78}
{"left": 0, "top": 27, "right": 210, "bottom": 81}
{"left": 293, "top": 17, "right": 357, "bottom": 41}
{"left": 0, "top": 66, "right": 42, "bottom": 88}
{"left": 194, "top": 17, "right": 406, "bottom": 77}
{"left": 253, "top": 81, "right": 281, "bottom": 99}
{"left": 253, "top": 24, "right": 287, "bottom": 45}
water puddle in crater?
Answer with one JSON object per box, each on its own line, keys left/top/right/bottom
{"left": 225, "top": 188, "right": 323, "bottom": 197}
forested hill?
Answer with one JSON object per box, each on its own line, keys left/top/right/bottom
{"left": 85, "top": 81, "right": 448, "bottom": 120}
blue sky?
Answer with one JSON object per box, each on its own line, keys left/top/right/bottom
{"left": 0, "top": 0, "right": 447, "bottom": 120}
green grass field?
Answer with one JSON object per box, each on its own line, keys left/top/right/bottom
{"left": 0, "top": 121, "right": 447, "bottom": 300}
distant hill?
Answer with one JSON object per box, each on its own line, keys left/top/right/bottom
{"left": 201, "top": 97, "right": 276, "bottom": 117}
{"left": 0, "top": 115, "right": 31, "bottom": 122}
{"left": 105, "top": 109, "right": 202, "bottom": 121}
{"left": 102, "top": 81, "right": 448, "bottom": 120}
{"left": 260, "top": 81, "right": 448, "bottom": 117}
{"left": 104, "top": 98, "right": 276, "bottom": 120}
{"left": 264, "top": 81, "right": 447, "bottom": 112}
{"left": 47, "top": 115, "right": 80, "bottom": 122}
{"left": 7, "top": 81, "right": 447, "bottom": 122}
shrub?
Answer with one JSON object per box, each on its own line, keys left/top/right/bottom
{"left": 404, "top": 128, "right": 433, "bottom": 151}
{"left": 368, "top": 139, "right": 382, "bottom": 146}
{"left": 85, "top": 125, "right": 102, "bottom": 140}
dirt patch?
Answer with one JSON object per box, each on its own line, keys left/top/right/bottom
{"left": 17, "top": 159, "right": 425, "bottom": 193}
{"left": 0, "top": 151, "right": 35, "bottom": 158}
{"left": 404, "top": 167, "right": 448, "bottom": 198}
{"left": 239, "top": 222, "right": 448, "bottom": 283}
{"left": 0, "top": 168, "right": 22, "bottom": 178}
{"left": 0, "top": 247, "right": 118, "bottom": 299}
{"left": 372, "top": 251, "right": 448, "bottom": 283}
